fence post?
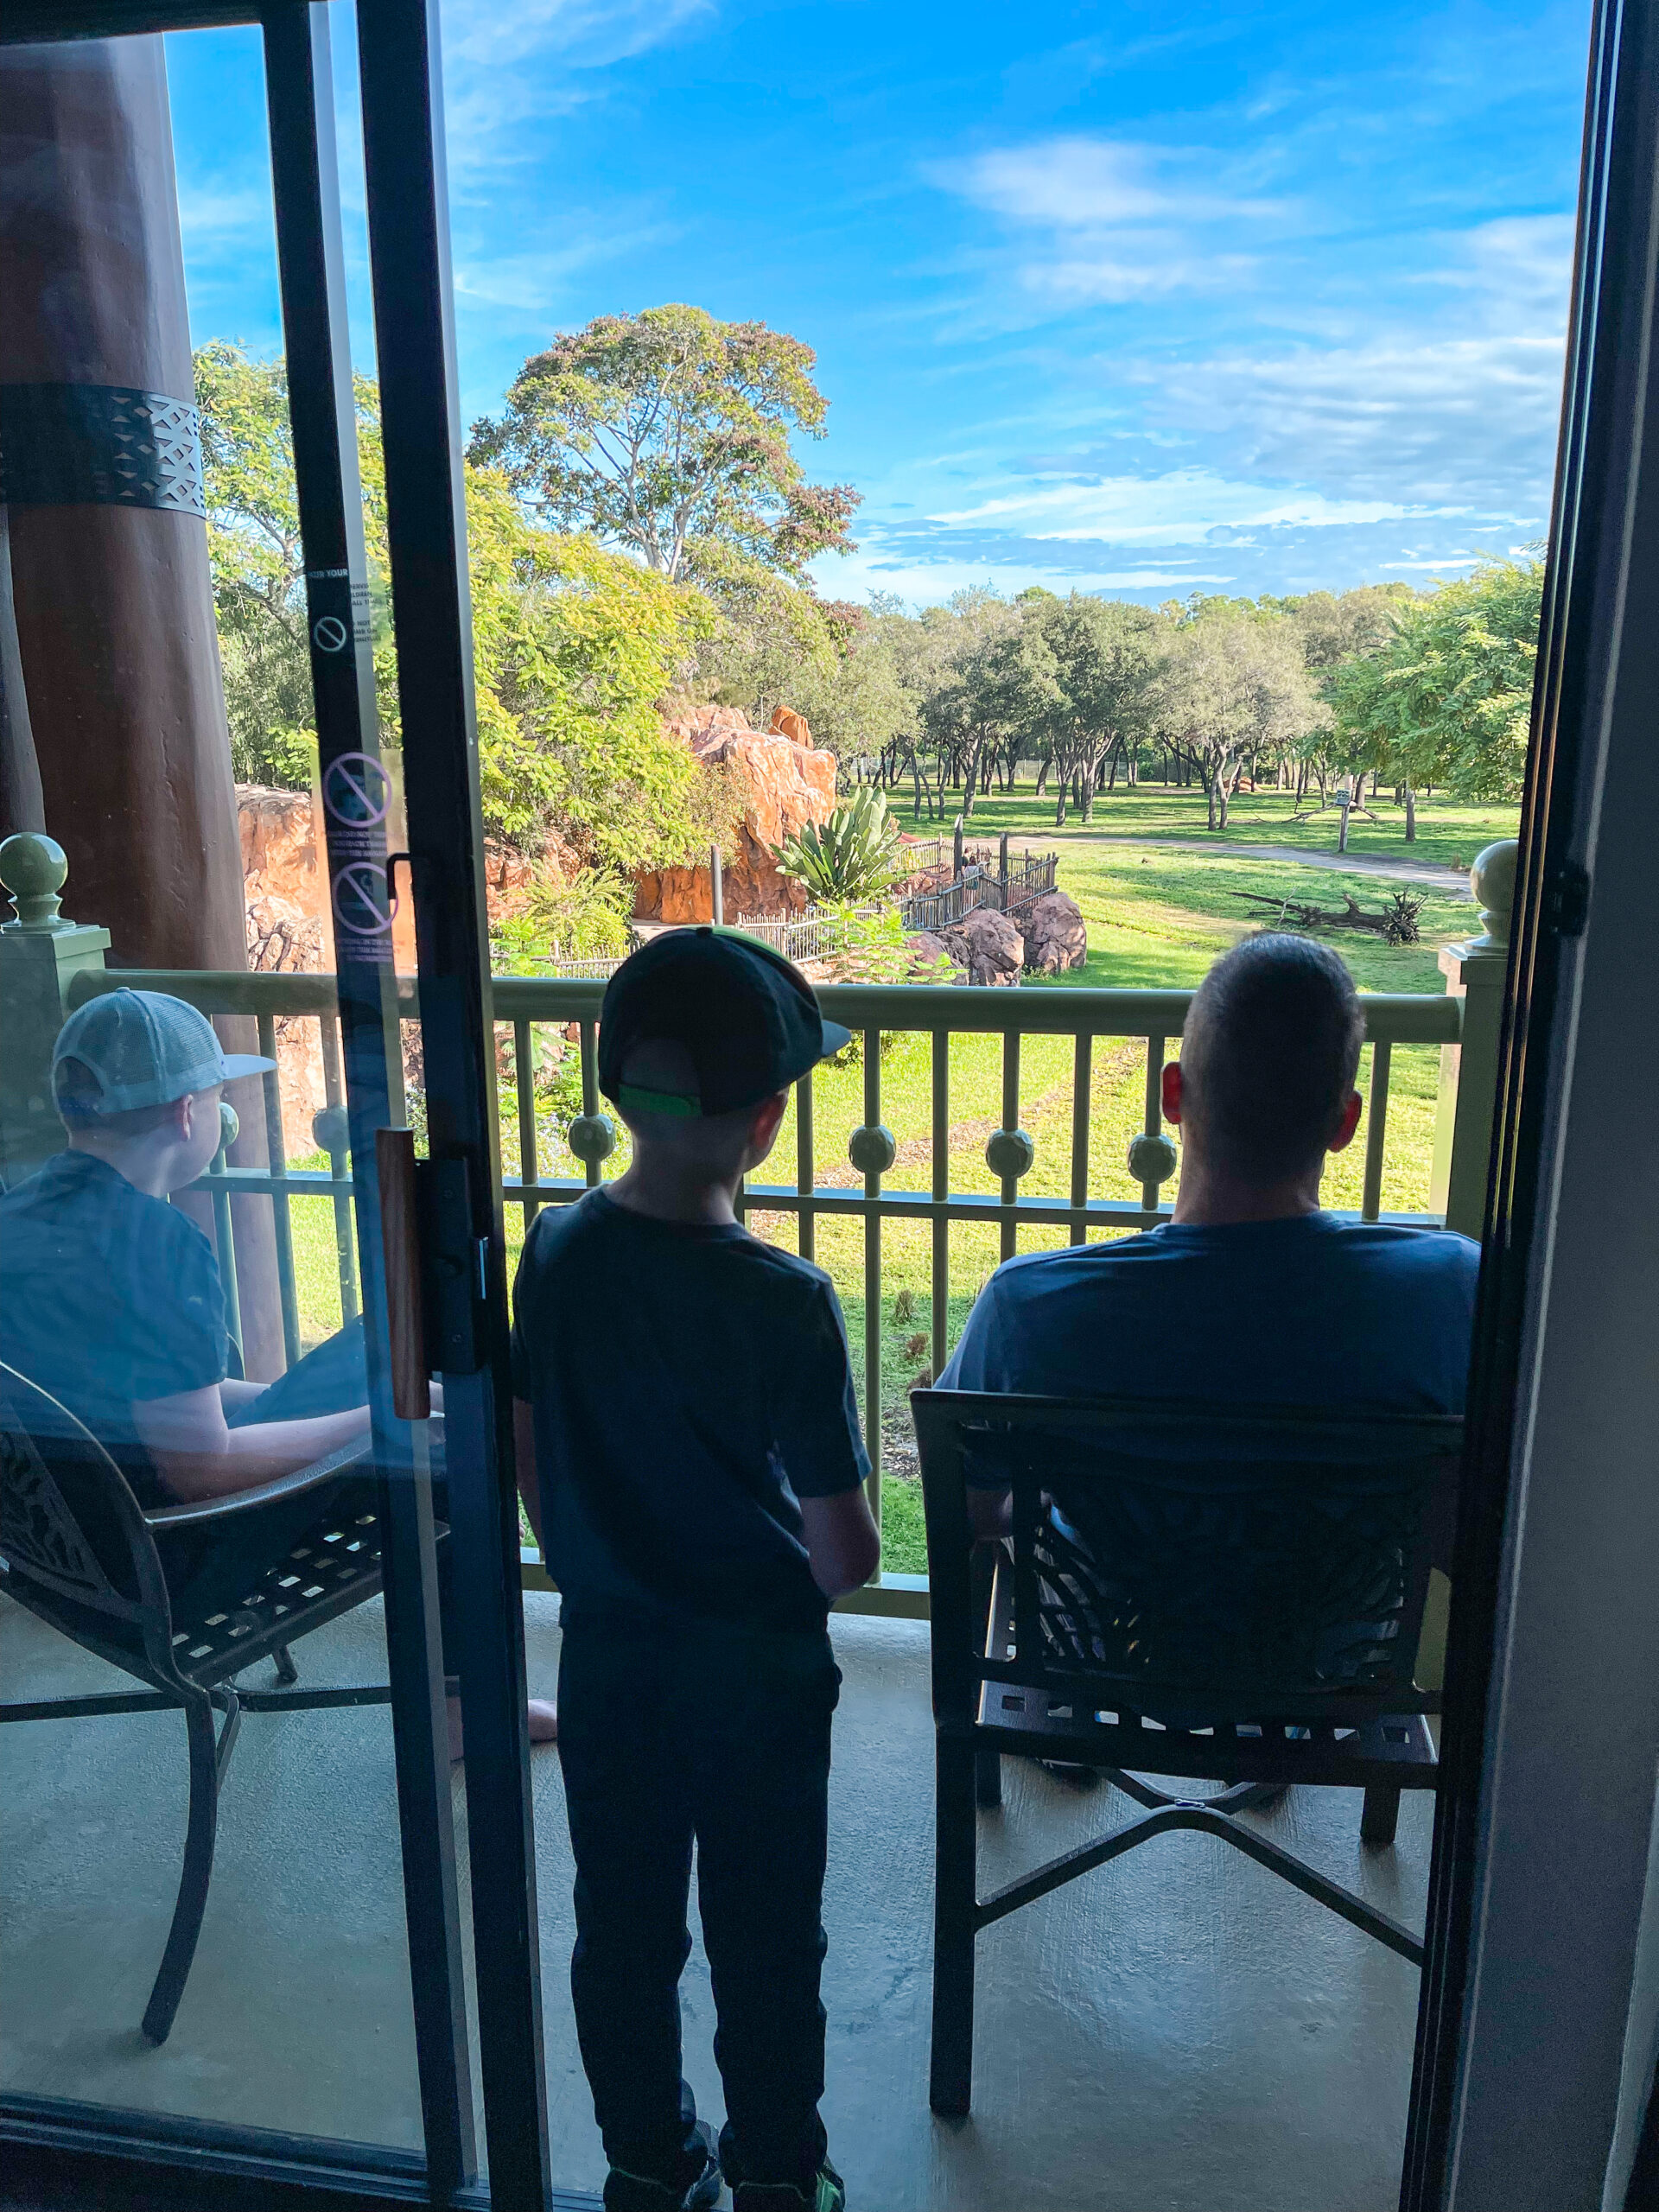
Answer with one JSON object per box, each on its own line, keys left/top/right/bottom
{"left": 952, "top": 813, "right": 963, "bottom": 883}
{"left": 0, "top": 833, "right": 111, "bottom": 1185}
{"left": 710, "top": 844, "right": 723, "bottom": 925}
{"left": 999, "top": 830, "right": 1009, "bottom": 912}
{"left": 1429, "top": 839, "right": 1517, "bottom": 1237}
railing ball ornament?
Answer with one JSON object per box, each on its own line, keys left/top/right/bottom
{"left": 986, "top": 1126, "right": 1036, "bottom": 1181}
{"left": 1470, "top": 839, "right": 1519, "bottom": 947}
{"left": 568, "top": 1111, "right": 616, "bottom": 1166}
{"left": 312, "top": 1104, "right": 351, "bottom": 1157}
{"left": 849, "top": 1123, "right": 897, "bottom": 1177}
{"left": 0, "top": 830, "right": 69, "bottom": 933}
{"left": 1128, "top": 1130, "right": 1179, "bottom": 1186}
{"left": 218, "top": 1100, "right": 240, "bottom": 1156}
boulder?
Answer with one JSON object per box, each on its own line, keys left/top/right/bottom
{"left": 768, "top": 703, "right": 813, "bottom": 747}
{"left": 940, "top": 907, "right": 1024, "bottom": 987}
{"left": 633, "top": 709, "right": 838, "bottom": 922}
{"left": 1021, "top": 890, "right": 1087, "bottom": 975}
{"left": 904, "top": 931, "right": 963, "bottom": 982}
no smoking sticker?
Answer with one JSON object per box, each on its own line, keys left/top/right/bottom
{"left": 322, "top": 753, "right": 392, "bottom": 828}
{"left": 333, "top": 861, "right": 395, "bottom": 936}
{"left": 312, "top": 614, "right": 350, "bottom": 653}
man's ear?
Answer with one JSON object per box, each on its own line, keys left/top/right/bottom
{"left": 1328, "top": 1090, "right": 1363, "bottom": 1155}
{"left": 1161, "top": 1060, "right": 1185, "bottom": 1126}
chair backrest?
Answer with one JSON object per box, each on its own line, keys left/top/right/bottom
{"left": 0, "top": 1361, "right": 173, "bottom": 1673}
{"left": 914, "top": 1390, "right": 1463, "bottom": 1726}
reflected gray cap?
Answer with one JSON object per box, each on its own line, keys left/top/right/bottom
{"left": 52, "top": 988, "right": 275, "bottom": 1117}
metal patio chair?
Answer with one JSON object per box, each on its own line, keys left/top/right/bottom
{"left": 913, "top": 1388, "right": 1462, "bottom": 2117}
{"left": 0, "top": 1362, "right": 409, "bottom": 2044}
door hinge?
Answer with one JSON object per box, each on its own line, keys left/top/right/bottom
{"left": 1543, "top": 859, "right": 1591, "bottom": 937}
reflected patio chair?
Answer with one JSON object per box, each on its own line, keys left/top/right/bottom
{"left": 0, "top": 1362, "right": 406, "bottom": 2045}
{"left": 913, "top": 1388, "right": 1461, "bottom": 2118}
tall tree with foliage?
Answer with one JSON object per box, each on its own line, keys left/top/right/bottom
{"left": 1330, "top": 560, "right": 1542, "bottom": 804}
{"left": 194, "top": 346, "right": 719, "bottom": 899}
{"left": 1148, "top": 609, "right": 1321, "bottom": 830}
{"left": 194, "top": 340, "right": 392, "bottom": 785}
{"left": 1029, "top": 594, "right": 1160, "bottom": 825}
{"left": 467, "top": 304, "right": 860, "bottom": 588}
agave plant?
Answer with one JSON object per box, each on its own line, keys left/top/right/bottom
{"left": 774, "top": 786, "right": 905, "bottom": 904}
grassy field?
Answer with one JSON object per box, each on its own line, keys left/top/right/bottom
{"left": 922, "top": 777, "right": 1516, "bottom": 874}
{"left": 276, "top": 784, "right": 1517, "bottom": 1575}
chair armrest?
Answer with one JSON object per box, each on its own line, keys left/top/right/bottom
{"left": 143, "top": 1436, "right": 374, "bottom": 1530}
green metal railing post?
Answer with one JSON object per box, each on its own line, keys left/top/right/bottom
{"left": 0, "top": 834, "right": 111, "bottom": 1185}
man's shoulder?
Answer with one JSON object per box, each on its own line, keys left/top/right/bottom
{"left": 1329, "top": 1219, "right": 1481, "bottom": 1287}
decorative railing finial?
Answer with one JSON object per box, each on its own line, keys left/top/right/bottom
{"left": 0, "top": 831, "right": 70, "bottom": 933}
{"left": 1469, "top": 839, "right": 1519, "bottom": 950}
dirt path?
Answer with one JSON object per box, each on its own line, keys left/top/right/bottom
{"left": 1060, "top": 832, "right": 1473, "bottom": 893}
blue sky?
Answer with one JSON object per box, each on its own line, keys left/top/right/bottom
{"left": 165, "top": 0, "right": 1590, "bottom": 609}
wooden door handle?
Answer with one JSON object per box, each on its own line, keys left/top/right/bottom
{"left": 376, "top": 1127, "right": 430, "bottom": 1421}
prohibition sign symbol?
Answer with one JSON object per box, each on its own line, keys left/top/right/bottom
{"left": 333, "top": 861, "right": 394, "bottom": 936}
{"left": 322, "top": 752, "right": 392, "bottom": 828}
{"left": 313, "top": 613, "right": 350, "bottom": 653}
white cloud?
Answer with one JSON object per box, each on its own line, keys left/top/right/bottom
{"left": 927, "top": 469, "right": 1427, "bottom": 543}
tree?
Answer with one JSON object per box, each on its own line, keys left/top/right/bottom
{"left": 194, "top": 346, "right": 719, "bottom": 880}
{"left": 463, "top": 469, "right": 717, "bottom": 880}
{"left": 1148, "top": 611, "right": 1322, "bottom": 830}
{"left": 1030, "top": 595, "right": 1160, "bottom": 826}
{"left": 467, "top": 304, "right": 859, "bottom": 588}
{"left": 194, "top": 340, "right": 391, "bottom": 785}
{"left": 1330, "top": 561, "right": 1542, "bottom": 805}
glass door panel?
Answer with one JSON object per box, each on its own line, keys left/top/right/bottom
{"left": 0, "top": 12, "right": 476, "bottom": 2185}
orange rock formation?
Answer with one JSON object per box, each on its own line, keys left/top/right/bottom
{"left": 633, "top": 708, "right": 837, "bottom": 923}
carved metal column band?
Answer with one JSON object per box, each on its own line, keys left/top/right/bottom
{"left": 0, "top": 384, "right": 205, "bottom": 514}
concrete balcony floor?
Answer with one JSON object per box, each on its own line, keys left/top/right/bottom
{"left": 1, "top": 1589, "right": 1430, "bottom": 2210}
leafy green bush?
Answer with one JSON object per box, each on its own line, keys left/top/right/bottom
{"left": 774, "top": 786, "right": 904, "bottom": 903}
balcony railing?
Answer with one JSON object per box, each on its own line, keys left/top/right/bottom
{"left": 2, "top": 830, "right": 1513, "bottom": 1618}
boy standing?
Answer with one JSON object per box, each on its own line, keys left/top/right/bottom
{"left": 511, "top": 930, "right": 879, "bottom": 2212}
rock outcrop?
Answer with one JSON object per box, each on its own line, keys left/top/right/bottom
{"left": 940, "top": 907, "right": 1024, "bottom": 987}
{"left": 633, "top": 708, "right": 837, "bottom": 923}
{"left": 1020, "top": 890, "right": 1087, "bottom": 975}
{"left": 768, "top": 703, "right": 813, "bottom": 747}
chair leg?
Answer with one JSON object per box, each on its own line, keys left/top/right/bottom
{"left": 975, "top": 1740, "right": 1002, "bottom": 1809}
{"left": 1361, "top": 1783, "right": 1402, "bottom": 1847}
{"left": 931, "top": 1733, "right": 978, "bottom": 2118}
{"left": 142, "top": 1694, "right": 230, "bottom": 2045}
{"left": 272, "top": 1643, "right": 298, "bottom": 1687}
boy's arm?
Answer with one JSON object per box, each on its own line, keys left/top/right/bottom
{"left": 134, "top": 1385, "right": 370, "bottom": 1500}
{"left": 799, "top": 1486, "right": 880, "bottom": 1598}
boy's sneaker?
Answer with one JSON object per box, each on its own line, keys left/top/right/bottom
{"left": 603, "top": 2122, "right": 722, "bottom": 2212}
{"left": 731, "top": 2166, "right": 846, "bottom": 2212}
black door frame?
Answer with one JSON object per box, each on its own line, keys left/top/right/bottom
{"left": 1, "top": 0, "right": 1652, "bottom": 2207}
{"left": 0, "top": 0, "right": 543, "bottom": 2202}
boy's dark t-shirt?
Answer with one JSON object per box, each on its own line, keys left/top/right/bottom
{"left": 0, "top": 1149, "right": 230, "bottom": 1508}
{"left": 510, "top": 1187, "right": 869, "bottom": 1636}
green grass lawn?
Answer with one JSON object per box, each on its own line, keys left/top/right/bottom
{"left": 918, "top": 777, "right": 1516, "bottom": 874}
{"left": 276, "top": 780, "right": 1518, "bottom": 1576}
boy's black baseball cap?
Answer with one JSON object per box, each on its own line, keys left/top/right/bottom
{"left": 599, "top": 927, "right": 850, "bottom": 1119}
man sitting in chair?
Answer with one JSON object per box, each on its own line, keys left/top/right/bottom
{"left": 939, "top": 934, "right": 1480, "bottom": 1549}
{"left": 0, "top": 988, "right": 556, "bottom": 1746}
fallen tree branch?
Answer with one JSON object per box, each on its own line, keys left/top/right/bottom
{"left": 1233, "top": 887, "right": 1424, "bottom": 945}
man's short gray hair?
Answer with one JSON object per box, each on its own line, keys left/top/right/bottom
{"left": 1179, "top": 935, "right": 1364, "bottom": 1183}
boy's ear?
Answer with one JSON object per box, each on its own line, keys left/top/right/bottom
{"left": 751, "top": 1089, "right": 790, "bottom": 1146}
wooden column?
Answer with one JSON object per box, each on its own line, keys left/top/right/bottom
{"left": 0, "top": 37, "right": 282, "bottom": 1371}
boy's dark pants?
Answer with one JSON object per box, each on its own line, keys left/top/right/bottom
{"left": 557, "top": 1616, "right": 841, "bottom": 2193}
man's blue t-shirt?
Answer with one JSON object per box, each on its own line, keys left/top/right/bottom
{"left": 939, "top": 1213, "right": 1480, "bottom": 1441}
{"left": 511, "top": 1187, "right": 869, "bottom": 1637}
{"left": 0, "top": 1150, "right": 232, "bottom": 1508}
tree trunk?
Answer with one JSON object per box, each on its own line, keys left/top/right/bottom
{"left": 0, "top": 35, "right": 283, "bottom": 1373}
{"left": 1404, "top": 784, "right": 1416, "bottom": 842}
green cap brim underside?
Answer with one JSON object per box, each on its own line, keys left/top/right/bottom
{"left": 615, "top": 1082, "right": 703, "bottom": 1119}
